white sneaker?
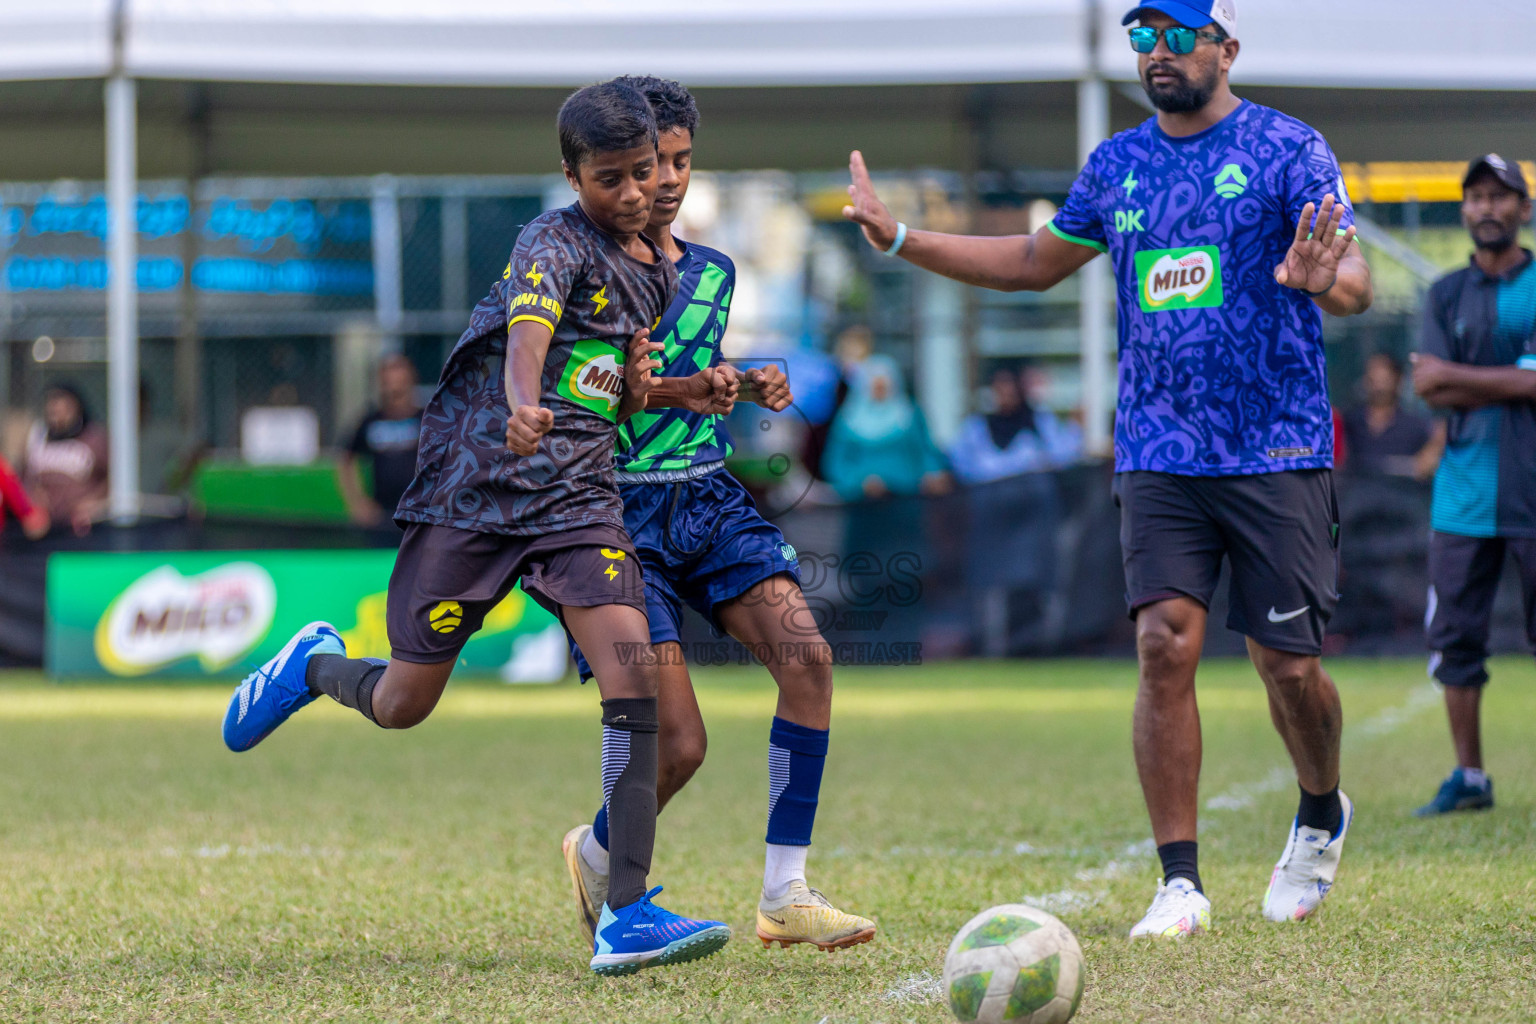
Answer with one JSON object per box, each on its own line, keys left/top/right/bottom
{"left": 1262, "top": 790, "right": 1353, "bottom": 922}
{"left": 1129, "top": 877, "right": 1210, "bottom": 939}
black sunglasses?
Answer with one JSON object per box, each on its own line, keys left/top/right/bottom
{"left": 1128, "top": 26, "right": 1226, "bottom": 55}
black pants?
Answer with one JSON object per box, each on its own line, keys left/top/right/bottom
{"left": 1427, "top": 531, "right": 1536, "bottom": 688}
{"left": 1114, "top": 469, "right": 1340, "bottom": 655}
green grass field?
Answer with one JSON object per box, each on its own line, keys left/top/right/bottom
{"left": 1, "top": 658, "right": 1533, "bottom": 1023}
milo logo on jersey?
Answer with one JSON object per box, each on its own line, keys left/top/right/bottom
{"left": 1135, "top": 245, "right": 1225, "bottom": 313}
{"left": 556, "top": 338, "right": 624, "bottom": 420}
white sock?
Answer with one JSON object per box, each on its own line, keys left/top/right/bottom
{"left": 1461, "top": 766, "right": 1488, "bottom": 788}
{"left": 581, "top": 828, "right": 610, "bottom": 875}
{"left": 763, "top": 843, "right": 808, "bottom": 900}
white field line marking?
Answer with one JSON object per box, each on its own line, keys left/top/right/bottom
{"left": 882, "top": 683, "right": 1441, "bottom": 1004}
{"left": 1350, "top": 683, "right": 1440, "bottom": 741}
{"left": 883, "top": 970, "right": 943, "bottom": 1003}
{"left": 1024, "top": 685, "right": 1442, "bottom": 912}
{"left": 161, "top": 843, "right": 344, "bottom": 859}
{"left": 1206, "top": 765, "right": 1292, "bottom": 811}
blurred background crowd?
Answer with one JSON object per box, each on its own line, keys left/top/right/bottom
{"left": 2, "top": 2, "right": 1534, "bottom": 667}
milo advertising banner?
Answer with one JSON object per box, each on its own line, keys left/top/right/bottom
{"left": 46, "top": 551, "right": 565, "bottom": 680}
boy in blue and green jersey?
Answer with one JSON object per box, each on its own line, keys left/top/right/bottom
{"left": 562, "top": 76, "right": 876, "bottom": 954}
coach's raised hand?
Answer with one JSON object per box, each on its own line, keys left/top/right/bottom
{"left": 1274, "top": 194, "right": 1356, "bottom": 295}
{"left": 843, "top": 151, "right": 900, "bottom": 251}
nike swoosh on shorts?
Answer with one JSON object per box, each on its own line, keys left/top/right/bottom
{"left": 1267, "top": 606, "right": 1310, "bottom": 623}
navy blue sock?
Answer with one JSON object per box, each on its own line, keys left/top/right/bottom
{"left": 600, "top": 698, "right": 658, "bottom": 910}
{"left": 765, "top": 717, "right": 829, "bottom": 846}
{"left": 591, "top": 803, "right": 608, "bottom": 851}
{"left": 1157, "top": 840, "right": 1202, "bottom": 893}
{"left": 1297, "top": 785, "right": 1343, "bottom": 836}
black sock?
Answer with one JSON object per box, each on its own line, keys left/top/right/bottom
{"left": 1157, "top": 840, "right": 1201, "bottom": 893}
{"left": 306, "top": 654, "right": 386, "bottom": 725}
{"left": 600, "top": 697, "right": 658, "bottom": 910}
{"left": 1297, "top": 784, "right": 1342, "bottom": 836}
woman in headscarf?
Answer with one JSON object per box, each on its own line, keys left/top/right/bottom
{"left": 821, "top": 355, "right": 950, "bottom": 502}
{"left": 948, "top": 361, "right": 1083, "bottom": 484}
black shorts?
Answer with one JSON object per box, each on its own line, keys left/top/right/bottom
{"left": 1113, "top": 469, "right": 1340, "bottom": 656}
{"left": 1427, "top": 531, "right": 1536, "bottom": 688}
{"left": 386, "top": 521, "right": 645, "bottom": 663}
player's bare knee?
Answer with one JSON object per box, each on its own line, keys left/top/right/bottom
{"left": 1255, "top": 649, "right": 1317, "bottom": 696}
{"left": 665, "top": 731, "right": 708, "bottom": 780}
{"left": 777, "top": 644, "right": 833, "bottom": 701}
{"left": 602, "top": 659, "right": 660, "bottom": 701}
{"left": 1137, "top": 623, "right": 1198, "bottom": 683}
{"left": 373, "top": 688, "right": 436, "bottom": 729}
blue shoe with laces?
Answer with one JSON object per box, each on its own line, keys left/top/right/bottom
{"left": 1414, "top": 767, "right": 1493, "bottom": 816}
{"left": 222, "top": 621, "right": 344, "bottom": 752}
{"left": 589, "top": 886, "right": 730, "bottom": 976}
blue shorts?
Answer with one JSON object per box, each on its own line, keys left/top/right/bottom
{"left": 572, "top": 468, "right": 801, "bottom": 679}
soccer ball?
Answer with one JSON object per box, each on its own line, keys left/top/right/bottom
{"left": 942, "top": 904, "right": 1085, "bottom": 1024}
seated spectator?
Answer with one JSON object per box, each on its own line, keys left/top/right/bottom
{"left": 339, "top": 354, "right": 424, "bottom": 526}
{"left": 1341, "top": 352, "right": 1444, "bottom": 479}
{"left": 0, "top": 453, "right": 48, "bottom": 540}
{"left": 23, "top": 384, "right": 108, "bottom": 536}
{"left": 822, "top": 355, "right": 950, "bottom": 501}
{"left": 949, "top": 362, "right": 1083, "bottom": 484}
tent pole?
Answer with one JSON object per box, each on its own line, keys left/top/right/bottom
{"left": 1078, "top": 0, "right": 1112, "bottom": 458}
{"left": 106, "top": 0, "right": 138, "bottom": 523}
{"left": 105, "top": 70, "right": 139, "bottom": 523}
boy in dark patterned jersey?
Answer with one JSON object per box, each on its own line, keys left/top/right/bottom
{"left": 221, "top": 80, "right": 733, "bottom": 977}
{"left": 560, "top": 77, "right": 876, "bottom": 954}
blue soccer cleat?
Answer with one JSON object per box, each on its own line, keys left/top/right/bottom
{"left": 222, "top": 621, "right": 344, "bottom": 752}
{"left": 1415, "top": 768, "right": 1494, "bottom": 817}
{"left": 589, "top": 886, "right": 730, "bottom": 976}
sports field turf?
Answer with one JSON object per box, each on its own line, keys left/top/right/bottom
{"left": 0, "top": 658, "right": 1532, "bottom": 1023}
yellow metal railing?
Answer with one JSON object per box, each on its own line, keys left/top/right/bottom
{"left": 1341, "top": 161, "right": 1536, "bottom": 204}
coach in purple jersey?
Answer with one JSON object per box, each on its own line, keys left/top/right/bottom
{"left": 844, "top": 0, "right": 1374, "bottom": 937}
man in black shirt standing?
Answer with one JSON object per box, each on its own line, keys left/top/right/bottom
{"left": 1411, "top": 154, "right": 1536, "bottom": 816}
{"left": 340, "top": 354, "right": 423, "bottom": 526}
{"left": 1341, "top": 352, "right": 1443, "bottom": 479}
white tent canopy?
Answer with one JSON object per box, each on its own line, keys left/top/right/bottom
{"left": 3, "top": 0, "right": 1534, "bottom": 519}
{"left": 6, "top": 1, "right": 1536, "bottom": 90}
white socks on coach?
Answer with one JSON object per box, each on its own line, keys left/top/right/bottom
{"left": 581, "top": 828, "right": 610, "bottom": 875}
{"left": 763, "top": 843, "right": 808, "bottom": 900}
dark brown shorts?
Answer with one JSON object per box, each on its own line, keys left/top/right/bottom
{"left": 386, "top": 521, "right": 645, "bottom": 663}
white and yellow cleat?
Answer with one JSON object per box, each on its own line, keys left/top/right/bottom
{"left": 561, "top": 824, "right": 608, "bottom": 944}
{"left": 1129, "top": 877, "right": 1211, "bottom": 939}
{"left": 756, "top": 880, "right": 876, "bottom": 952}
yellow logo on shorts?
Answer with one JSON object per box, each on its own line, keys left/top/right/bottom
{"left": 429, "top": 600, "right": 463, "bottom": 634}
{"left": 600, "top": 548, "right": 626, "bottom": 560}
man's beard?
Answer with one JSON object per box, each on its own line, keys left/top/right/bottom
{"left": 1142, "top": 64, "right": 1218, "bottom": 114}
{"left": 1473, "top": 219, "right": 1518, "bottom": 254}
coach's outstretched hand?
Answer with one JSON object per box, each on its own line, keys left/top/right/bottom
{"left": 843, "top": 151, "right": 900, "bottom": 252}
{"left": 1275, "top": 193, "right": 1357, "bottom": 297}
{"left": 506, "top": 404, "right": 554, "bottom": 456}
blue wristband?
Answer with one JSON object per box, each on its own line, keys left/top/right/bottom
{"left": 883, "top": 221, "right": 908, "bottom": 257}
